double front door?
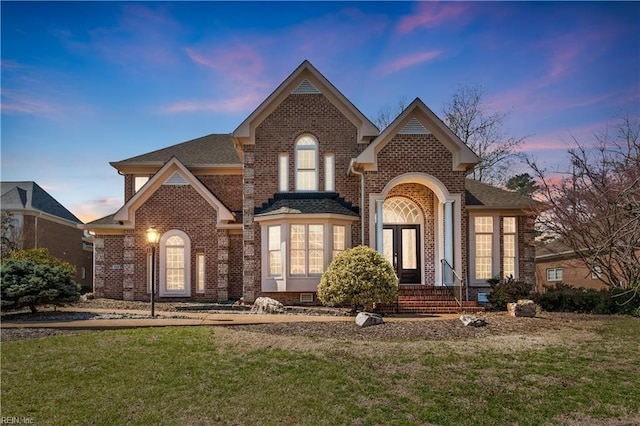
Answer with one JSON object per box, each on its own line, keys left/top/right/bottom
{"left": 383, "top": 225, "right": 420, "bottom": 284}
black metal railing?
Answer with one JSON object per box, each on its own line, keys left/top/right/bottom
{"left": 441, "top": 259, "right": 464, "bottom": 308}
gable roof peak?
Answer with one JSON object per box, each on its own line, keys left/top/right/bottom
{"left": 232, "top": 60, "right": 379, "bottom": 146}
{"left": 355, "top": 98, "right": 479, "bottom": 171}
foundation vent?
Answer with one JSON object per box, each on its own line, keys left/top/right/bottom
{"left": 399, "top": 117, "right": 431, "bottom": 135}
{"left": 300, "top": 293, "right": 314, "bottom": 303}
{"left": 292, "top": 79, "right": 321, "bottom": 94}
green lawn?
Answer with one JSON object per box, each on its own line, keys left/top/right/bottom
{"left": 2, "top": 318, "right": 640, "bottom": 426}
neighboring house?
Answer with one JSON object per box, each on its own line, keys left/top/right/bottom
{"left": 536, "top": 240, "right": 610, "bottom": 291}
{"left": 81, "top": 61, "right": 539, "bottom": 311}
{"left": 1, "top": 181, "right": 93, "bottom": 289}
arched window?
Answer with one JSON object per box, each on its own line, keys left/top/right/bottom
{"left": 383, "top": 197, "right": 423, "bottom": 224}
{"left": 295, "top": 135, "right": 318, "bottom": 191}
{"left": 159, "top": 230, "right": 191, "bottom": 297}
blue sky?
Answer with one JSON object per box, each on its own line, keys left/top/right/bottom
{"left": 2, "top": 1, "right": 638, "bottom": 222}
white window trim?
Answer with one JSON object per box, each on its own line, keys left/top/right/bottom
{"left": 159, "top": 229, "right": 191, "bottom": 297}
{"left": 289, "top": 224, "right": 324, "bottom": 277}
{"left": 324, "top": 153, "right": 335, "bottom": 192}
{"left": 547, "top": 267, "right": 563, "bottom": 282}
{"left": 294, "top": 135, "right": 318, "bottom": 192}
{"left": 196, "top": 252, "right": 205, "bottom": 293}
{"left": 268, "top": 225, "right": 283, "bottom": 277}
{"left": 257, "top": 215, "right": 355, "bottom": 292}
{"left": 472, "top": 216, "right": 495, "bottom": 283}
{"left": 502, "top": 217, "right": 518, "bottom": 279}
{"left": 278, "top": 153, "right": 289, "bottom": 192}
{"left": 134, "top": 176, "right": 149, "bottom": 193}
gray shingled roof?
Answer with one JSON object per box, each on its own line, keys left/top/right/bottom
{"left": 110, "top": 134, "right": 241, "bottom": 167}
{"left": 256, "top": 194, "right": 359, "bottom": 217}
{"left": 86, "top": 214, "right": 117, "bottom": 226}
{"left": 1, "top": 181, "right": 82, "bottom": 223}
{"left": 465, "top": 179, "right": 541, "bottom": 210}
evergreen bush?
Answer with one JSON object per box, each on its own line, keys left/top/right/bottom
{"left": 317, "top": 245, "right": 398, "bottom": 312}
{"left": 1, "top": 250, "right": 80, "bottom": 313}
{"left": 535, "top": 283, "right": 640, "bottom": 316}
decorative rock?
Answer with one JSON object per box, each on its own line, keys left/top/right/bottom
{"left": 507, "top": 299, "right": 537, "bottom": 317}
{"left": 459, "top": 315, "right": 488, "bottom": 327}
{"left": 355, "top": 312, "right": 384, "bottom": 327}
{"left": 250, "top": 297, "right": 285, "bottom": 314}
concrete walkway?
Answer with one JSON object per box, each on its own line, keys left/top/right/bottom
{"left": 0, "top": 306, "right": 458, "bottom": 330}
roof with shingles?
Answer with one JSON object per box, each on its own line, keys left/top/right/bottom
{"left": 1, "top": 181, "right": 82, "bottom": 223}
{"left": 256, "top": 193, "right": 359, "bottom": 217}
{"left": 465, "top": 178, "right": 541, "bottom": 210}
{"left": 110, "top": 134, "right": 241, "bottom": 168}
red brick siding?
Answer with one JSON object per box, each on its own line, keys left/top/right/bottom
{"left": 199, "top": 175, "right": 243, "bottom": 212}
{"left": 228, "top": 232, "right": 243, "bottom": 300}
{"left": 96, "top": 235, "right": 125, "bottom": 299}
{"left": 244, "top": 93, "right": 364, "bottom": 301}
{"left": 132, "top": 184, "right": 220, "bottom": 302}
{"left": 19, "top": 214, "right": 93, "bottom": 287}
{"left": 365, "top": 134, "right": 469, "bottom": 282}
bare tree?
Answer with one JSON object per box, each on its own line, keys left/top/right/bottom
{"left": 1, "top": 211, "right": 21, "bottom": 258}
{"left": 530, "top": 114, "right": 640, "bottom": 292}
{"left": 442, "top": 84, "right": 528, "bottom": 185}
{"left": 371, "top": 96, "right": 409, "bottom": 130}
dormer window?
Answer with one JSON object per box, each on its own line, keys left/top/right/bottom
{"left": 295, "top": 135, "right": 318, "bottom": 191}
{"left": 134, "top": 176, "right": 149, "bottom": 193}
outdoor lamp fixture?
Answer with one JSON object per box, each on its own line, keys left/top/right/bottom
{"left": 146, "top": 227, "right": 160, "bottom": 317}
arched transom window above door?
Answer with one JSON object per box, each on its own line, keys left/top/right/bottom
{"left": 383, "top": 197, "right": 423, "bottom": 224}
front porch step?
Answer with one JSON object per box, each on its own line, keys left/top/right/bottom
{"left": 378, "top": 306, "right": 486, "bottom": 314}
{"left": 374, "top": 285, "right": 485, "bottom": 314}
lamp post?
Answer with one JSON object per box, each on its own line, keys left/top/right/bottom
{"left": 146, "top": 227, "right": 160, "bottom": 317}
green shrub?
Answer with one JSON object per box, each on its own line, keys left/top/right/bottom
{"left": 317, "top": 245, "right": 398, "bottom": 312}
{"left": 536, "top": 283, "right": 640, "bottom": 316}
{"left": 487, "top": 277, "right": 534, "bottom": 311}
{"left": 1, "top": 258, "right": 81, "bottom": 313}
{"left": 7, "top": 248, "right": 76, "bottom": 276}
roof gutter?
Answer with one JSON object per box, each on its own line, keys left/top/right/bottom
{"left": 349, "top": 159, "right": 365, "bottom": 246}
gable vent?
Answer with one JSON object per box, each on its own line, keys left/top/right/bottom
{"left": 163, "top": 172, "right": 188, "bottom": 186}
{"left": 399, "top": 117, "right": 431, "bottom": 135}
{"left": 292, "top": 79, "right": 321, "bottom": 94}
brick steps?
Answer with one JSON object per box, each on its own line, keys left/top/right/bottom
{"left": 375, "top": 285, "right": 484, "bottom": 314}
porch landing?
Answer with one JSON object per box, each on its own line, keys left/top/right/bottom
{"left": 376, "top": 285, "right": 484, "bottom": 315}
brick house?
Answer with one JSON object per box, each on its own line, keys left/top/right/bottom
{"left": 82, "top": 61, "right": 539, "bottom": 311}
{"left": 1, "top": 181, "right": 93, "bottom": 290}
{"left": 535, "top": 240, "right": 631, "bottom": 291}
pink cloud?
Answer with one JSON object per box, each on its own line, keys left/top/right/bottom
{"left": 1, "top": 89, "right": 60, "bottom": 117}
{"left": 374, "top": 51, "right": 443, "bottom": 77}
{"left": 396, "top": 2, "right": 470, "bottom": 34}
{"left": 185, "top": 47, "right": 271, "bottom": 90}
{"left": 160, "top": 93, "right": 265, "bottom": 114}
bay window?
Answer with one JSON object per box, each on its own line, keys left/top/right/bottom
{"left": 290, "top": 224, "right": 323, "bottom": 275}
{"left": 268, "top": 225, "right": 282, "bottom": 276}
{"left": 259, "top": 219, "right": 354, "bottom": 292}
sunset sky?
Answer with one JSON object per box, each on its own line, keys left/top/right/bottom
{"left": 2, "top": 1, "right": 638, "bottom": 223}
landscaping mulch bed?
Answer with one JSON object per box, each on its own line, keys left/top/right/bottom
{"left": 0, "top": 298, "right": 616, "bottom": 342}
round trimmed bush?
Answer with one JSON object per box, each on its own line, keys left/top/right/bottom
{"left": 317, "top": 245, "right": 398, "bottom": 312}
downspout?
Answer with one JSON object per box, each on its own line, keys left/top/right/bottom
{"left": 349, "top": 159, "right": 365, "bottom": 246}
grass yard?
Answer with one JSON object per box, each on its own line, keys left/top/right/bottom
{"left": 1, "top": 316, "right": 639, "bottom": 425}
